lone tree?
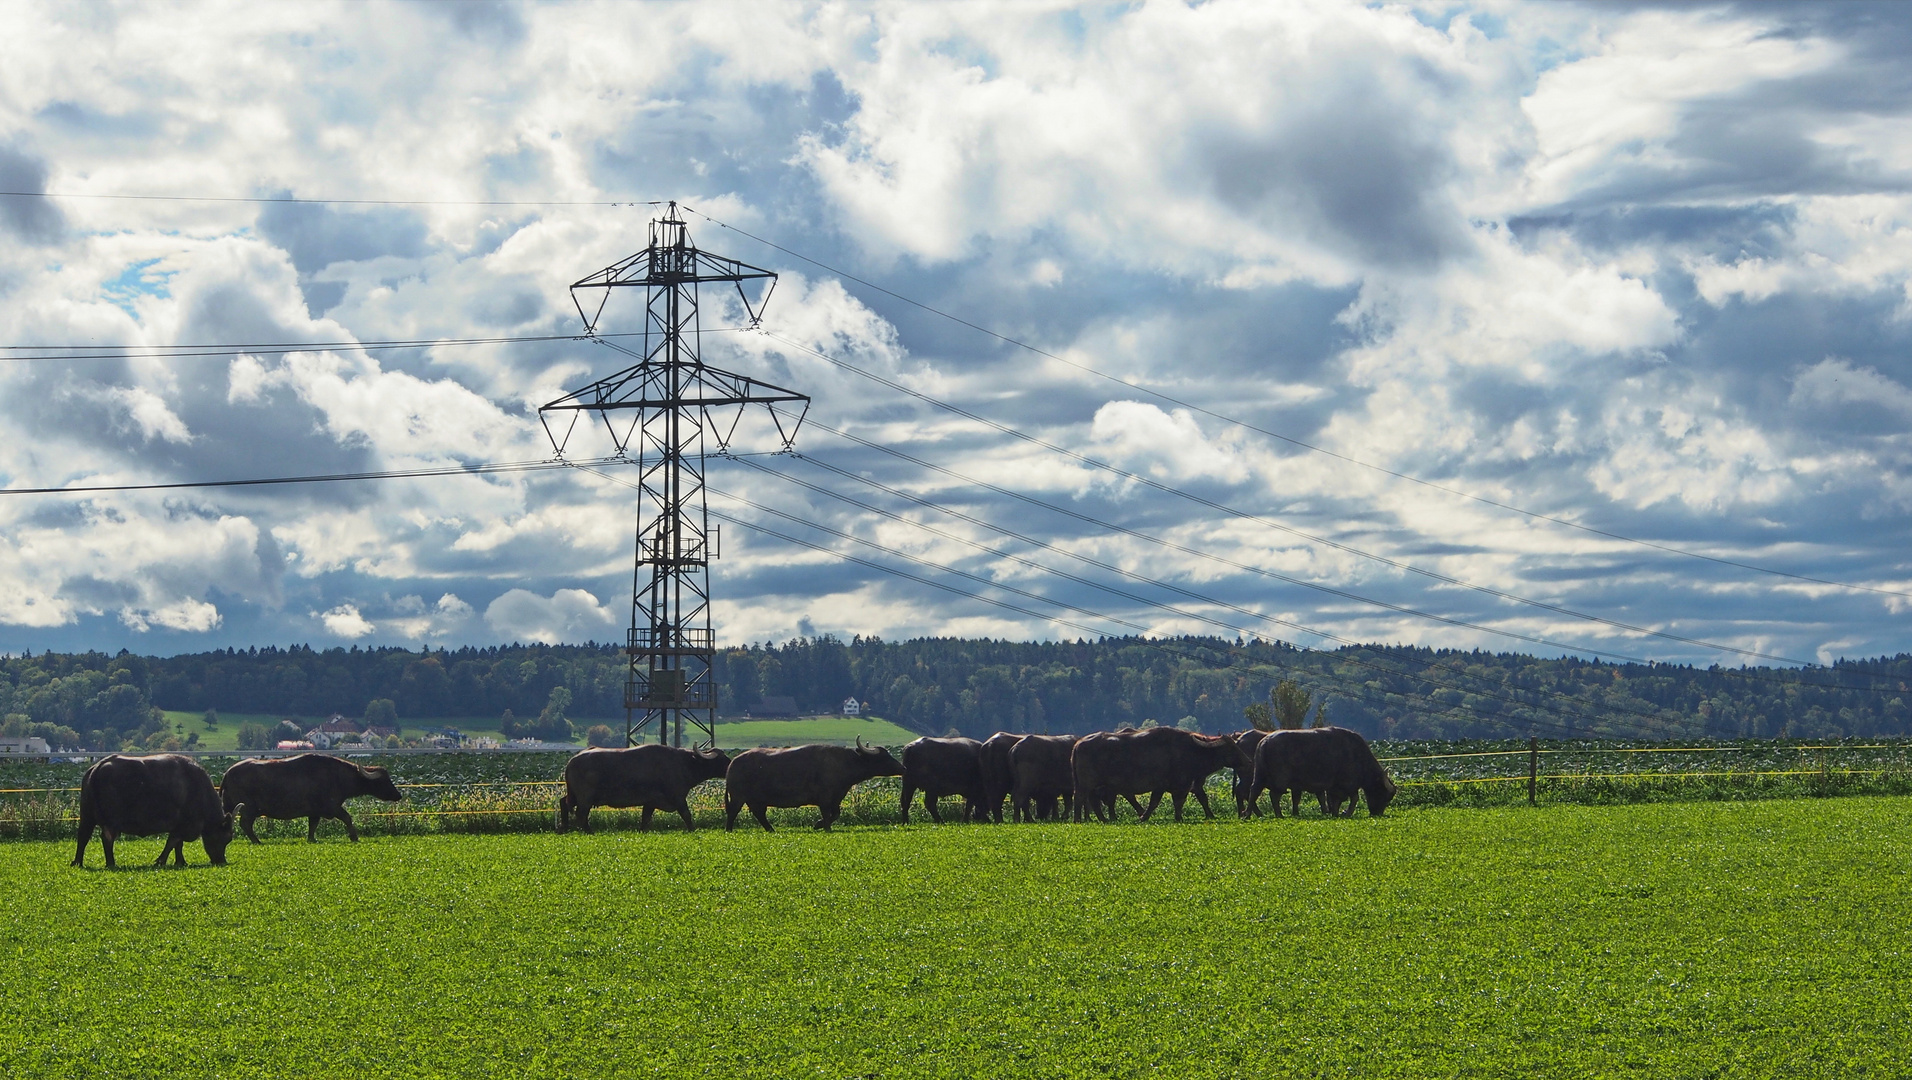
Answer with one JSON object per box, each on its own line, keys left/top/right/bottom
{"left": 1272, "top": 678, "right": 1312, "bottom": 730}
{"left": 1243, "top": 701, "right": 1273, "bottom": 732}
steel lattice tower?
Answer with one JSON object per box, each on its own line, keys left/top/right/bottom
{"left": 540, "top": 203, "right": 808, "bottom": 748}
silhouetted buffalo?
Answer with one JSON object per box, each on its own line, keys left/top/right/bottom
{"left": 1250, "top": 727, "right": 1397, "bottom": 817}
{"left": 221, "top": 754, "right": 403, "bottom": 842}
{"left": 976, "top": 731, "right": 1022, "bottom": 823}
{"left": 1233, "top": 729, "right": 1269, "bottom": 817}
{"left": 73, "top": 754, "right": 234, "bottom": 869}
{"left": 1008, "top": 734, "right": 1077, "bottom": 821}
{"left": 724, "top": 739, "right": 905, "bottom": 832}
{"left": 1071, "top": 727, "right": 1248, "bottom": 822}
{"left": 900, "top": 736, "right": 985, "bottom": 824}
{"left": 558, "top": 745, "right": 730, "bottom": 832}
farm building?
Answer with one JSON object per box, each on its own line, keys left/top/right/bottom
{"left": 0, "top": 736, "right": 51, "bottom": 755}
{"left": 842, "top": 697, "right": 861, "bottom": 717}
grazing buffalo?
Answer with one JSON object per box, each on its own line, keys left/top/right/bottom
{"left": 558, "top": 745, "right": 730, "bottom": 833}
{"left": 724, "top": 739, "right": 905, "bottom": 832}
{"left": 1072, "top": 727, "right": 1248, "bottom": 822}
{"left": 73, "top": 754, "right": 235, "bottom": 869}
{"left": 976, "top": 731, "right": 1022, "bottom": 823}
{"left": 1008, "top": 734, "right": 1077, "bottom": 822}
{"left": 221, "top": 754, "right": 403, "bottom": 843}
{"left": 1233, "top": 729, "right": 1269, "bottom": 817}
{"left": 900, "top": 736, "right": 985, "bottom": 824}
{"left": 1250, "top": 727, "right": 1397, "bottom": 818}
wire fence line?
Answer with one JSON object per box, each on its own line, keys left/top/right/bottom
{"left": 4, "top": 738, "right": 1911, "bottom": 841}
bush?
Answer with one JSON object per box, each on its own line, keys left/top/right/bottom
{"left": 586, "top": 724, "right": 618, "bottom": 748}
{"left": 236, "top": 722, "right": 272, "bottom": 751}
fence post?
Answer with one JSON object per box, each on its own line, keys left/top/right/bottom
{"left": 1528, "top": 736, "right": 1538, "bottom": 806}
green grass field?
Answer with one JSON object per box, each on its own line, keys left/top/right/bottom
{"left": 7, "top": 798, "right": 1911, "bottom": 1077}
{"left": 159, "top": 711, "right": 917, "bottom": 751}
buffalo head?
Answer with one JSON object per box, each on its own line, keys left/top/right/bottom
{"left": 359, "top": 764, "right": 404, "bottom": 802}
{"left": 1368, "top": 774, "right": 1398, "bottom": 816}
{"left": 854, "top": 737, "right": 905, "bottom": 777}
{"left": 205, "top": 805, "right": 238, "bottom": 866}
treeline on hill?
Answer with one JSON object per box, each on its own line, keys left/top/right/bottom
{"left": 4, "top": 636, "right": 1911, "bottom": 751}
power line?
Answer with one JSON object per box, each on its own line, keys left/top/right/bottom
{"left": 0, "top": 328, "right": 750, "bottom": 363}
{"left": 0, "top": 456, "right": 629, "bottom": 496}
{"left": 754, "top": 336, "right": 1825, "bottom": 669}
{"left": 0, "top": 190, "right": 656, "bottom": 208}
{"left": 687, "top": 205, "right": 1912, "bottom": 604}
{"left": 723, "top": 452, "right": 1727, "bottom": 733}
{"left": 773, "top": 412, "right": 1903, "bottom": 697}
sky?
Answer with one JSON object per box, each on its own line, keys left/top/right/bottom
{"left": 1, "top": 0, "right": 1909, "bottom": 668}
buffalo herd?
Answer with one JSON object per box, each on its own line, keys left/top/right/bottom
{"left": 68, "top": 726, "right": 1396, "bottom": 868}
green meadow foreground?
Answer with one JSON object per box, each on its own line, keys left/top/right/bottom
{"left": 6, "top": 801, "right": 1910, "bottom": 1079}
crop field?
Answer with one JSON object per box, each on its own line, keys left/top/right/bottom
{"left": 5, "top": 737, "right": 1912, "bottom": 841}
{"left": 6, "top": 798, "right": 1910, "bottom": 1078}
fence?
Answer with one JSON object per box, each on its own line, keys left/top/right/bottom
{"left": 5, "top": 738, "right": 1911, "bottom": 841}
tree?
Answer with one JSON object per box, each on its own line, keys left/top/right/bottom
{"left": 363, "top": 698, "right": 398, "bottom": 728}
{"left": 1243, "top": 702, "right": 1273, "bottom": 732}
{"left": 1272, "top": 679, "right": 1312, "bottom": 730}
{"left": 236, "top": 722, "right": 272, "bottom": 750}
{"left": 203, "top": 709, "right": 219, "bottom": 730}
{"left": 585, "top": 724, "right": 618, "bottom": 748}
{"left": 272, "top": 719, "right": 304, "bottom": 744}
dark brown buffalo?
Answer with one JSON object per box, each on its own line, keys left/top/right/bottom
{"left": 73, "top": 754, "right": 234, "bottom": 869}
{"left": 1008, "top": 734, "right": 1077, "bottom": 822}
{"left": 221, "top": 754, "right": 403, "bottom": 842}
{"left": 899, "top": 736, "right": 985, "bottom": 824}
{"left": 557, "top": 745, "right": 730, "bottom": 832}
{"left": 976, "top": 731, "right": 1022, "bottom": 823}
{"left": 1233, "top": 729, "right": 1269, "bottom": 817}
{"left": 724, "top": 739, "right": 905, "bottom": 832}
{"left": 1250, "top": 727, "right": 1397, "bottom": 818}
{"left": 1071, "top": 727, "right": 1248, "bottom": 822}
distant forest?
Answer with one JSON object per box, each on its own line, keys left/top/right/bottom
{"left": 4, "top": 635, "right": 1911, "bottom": 751}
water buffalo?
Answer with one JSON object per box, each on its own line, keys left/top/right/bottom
{"left": 72, "top": 754, "right": 235, "bottom": 869}
{"left": 1233, "top": 729, "right": 1269, "bottom": 817}
{"left": 899, "top": 736, "right": 985, "bottom": 824}
{"left": 976, "top": 731, "right": 1022, "bottom": 823}
{"left": 221, "top": 753, "right": 403, "bottom": 842}
{"left": 558, "top": 745, "right": 730, "bottom": 832}
{"left": 1250, "top": 727, "right": 1397, "bottom": 817}
{"left": 1008, "top": 734, "right": 1077, "bottom": 822}
{"left": 1071, "top": 727, "right": 1248, "bottom": 822}
{"left": 724, "top": 738, "right": 905, "bottom": 832}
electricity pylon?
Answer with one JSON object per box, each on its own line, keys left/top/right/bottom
{"left": 540, "top": 202, "right": 808, "bottom": 748}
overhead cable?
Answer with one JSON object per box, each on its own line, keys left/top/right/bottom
{"left": 757, "top": 332, "right": 1843, "bottom": 670}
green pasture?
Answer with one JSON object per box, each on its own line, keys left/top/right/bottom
{"left": 713, "top": 714, "right": 919, "bottom": 746}
{"left": 8, "top": 799, "right": 1912, "bottom": 1078}
{"left": 157, "top": 710, "right": 915, "bottom": 751}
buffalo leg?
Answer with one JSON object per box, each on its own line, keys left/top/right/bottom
{"left": 925, "top": 793, "right": 943, "bottom": 824}
{"left": 1059, "top": 792, "right": 1073, "bottom": 821}
{"left": 1169, "top": 790, "right": 1188, "bottom": 822}
{"left": 750, "top": 804, "right": 774, "bottom": 833}
{"left": 339, "top": 807, "right": 359, "bottom": 842}
{"left": 557, "top": 794, "right": 571, "bottom": 834}
{"left": 675, "top": 798, "right": 695, "bottom": 832}
{"left": 173, "top": 839, "right": 189, "bottom": 867}
{"left": 72, "top": 809, "right": 95, "bottom": 868}
{"left": 639, "top": 806, "right": 656, "bottom": 832}
{"left": 155, "top": 835, "right": 178, "bottom": 867}
{"left": 1138, "top": 791, "right": 1164, "bottom": 822}
{"left": 816, "top": 801, "right": 842, "bottom": 831}
{"left": 101, "top": 828, "right": 118, "bottom": 869}
{"left": 1190, "top": 786, "right": 1215, "bottom": 819}
{"left": 241, "top": 808, "right": 263, "bottom": 844}
{"left": 578, "top": 805, "right": 594, "bottom": 834}
{"left": 898, "top": 782, "right": 916, "bottom": 824}
{"left": 307, "top": 815, "right": 321, "bottom": 842}
{"left": 1012, "top": 790, "right": 1029, "bottom": 823}
{"left": 723, "top": 799, "right": 740, "bottom": 831}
